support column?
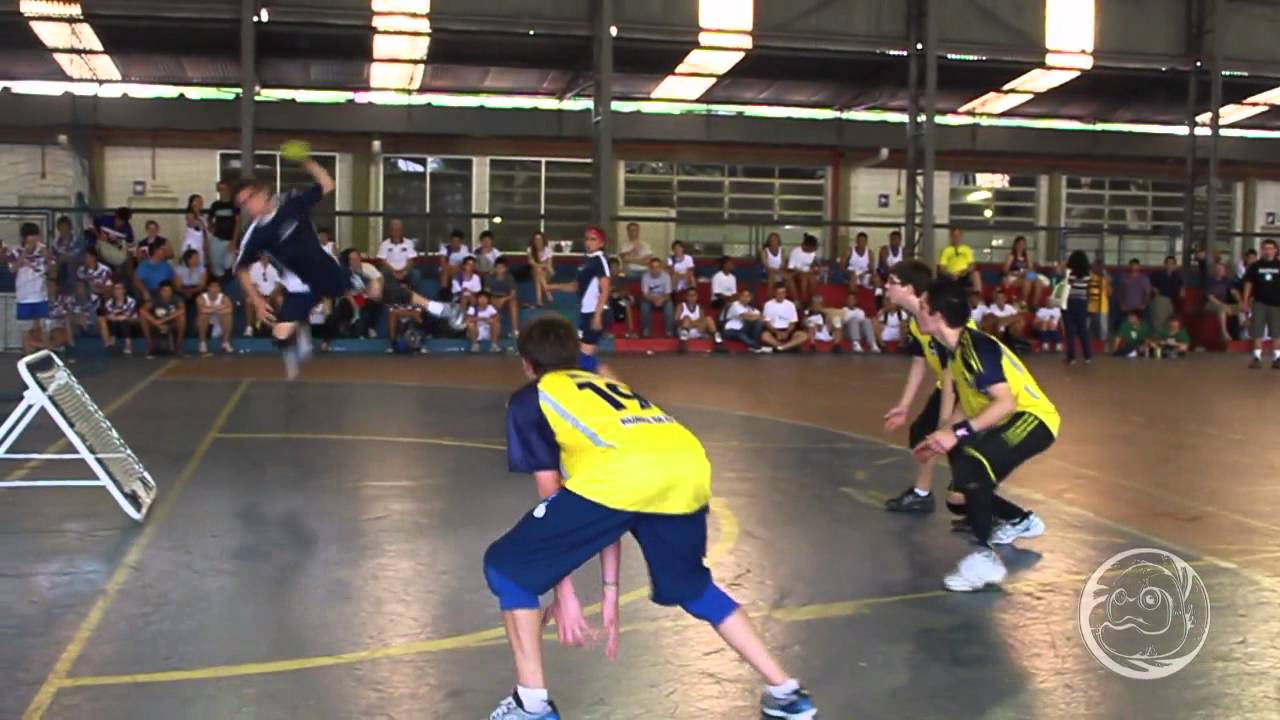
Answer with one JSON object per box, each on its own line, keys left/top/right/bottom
{"left": 904, "top": 0, "right": 920, "bottom": 254}
{"left": 1206, "top": 0, "right": 1222, "bottom": 262}
{"left": 239, "top": 0, "right": 257, "bottom": 180}
{"left": 921, "top": 0, "right": 938, "bottom": 264}
{"left": 591, "top": 0, "right": 616, "bottom": 245}
{"left": 1182, "top": 0, "right": 1199, "bottom": 269}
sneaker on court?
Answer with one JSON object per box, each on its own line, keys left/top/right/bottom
{"left": 198, "top": 341, "right": 209, "bottom": 355}
{"left": 989, "top": 512, "right": 1046, "bottom": 545}
{"left": 1250, "top": 357, "right": 1263, "bottom": 369}
{"left": 884, "top": 487, "right": 935, "bottom": 514}
{"left": 760, "top": 687, "right": 818, "bottom": 719}
{"left": 488, "top": 695, "right": 560, "bottom": 720}
{"left": 943, "top": 547, "right": 1007, "bottom": 592}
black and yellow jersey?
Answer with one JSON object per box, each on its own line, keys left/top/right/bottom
{"left": 946, "top": 328, "right": 1060, "bottom": 436}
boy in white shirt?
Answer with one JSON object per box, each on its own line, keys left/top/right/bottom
{"left": 197, "top": 277, "right": 236, "bottom": 354}
{"left": 9, "top": 223, "right": 50, "bottom": 353}
{"left": 805, "top": 296, "right": 843, "bottom": 353}
{"left": 377, "top": 219, "right": 419, "bottom": 283}
{"left": 838, "top": 291, "right": 880, "bottom": 353}
{"left": 982, "top": 289, "right": 1025, "bottom": 340}
{"left": 438, "top": 229, "right": 472, "bottom": 288}
{"left": 785, "top": 233, "right": 820, "bottom": 305}
{"left": 841, "top": 232, "right": 875, "bottom": 290}
{"left": 877, "top": 302, "right": 908, "bottom": 344}
{"left": 676, "top": 287, "right": 723, "bottom": 347}
{"left": 762, "top": 284, "right": 808, "bottom": 352}
{"left": 667, "top": 240, "right": 696, "bottom": 294}
{"left": 1034, "top": 305, "right": 1064, "bottom": 353}
{"left": 467, "top": 291, "right": 502, "bottom": 353}
{"left": 722, "top": 288, "right": 767, "bottom": 352}
{"left": 245, "top": 256, "right": 282, "bottom": 336}
{"left": 473, "top": 230, "right": 503, "bottom": 275}
{"left": 711, "top": 257, "right": 738, "bottom": 310}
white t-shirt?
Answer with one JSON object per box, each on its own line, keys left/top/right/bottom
{"left": 104, "top": 296, "right": 137, "bottom": 319}
{"left": 474, "top": 246, "right": 502, "bottom": 274}
{"left": 788, "top": 246, "right": 817, "bottom": 271}
{"left": 762, "top": 246, "right": 784, "bottom": 270}
{"left": 199, "top": 291, "right": 230, "bottom": 312}
{"left": 622, "top": 239, "right": 653, "bottom": 272}
{"left": 879, "top": 309, "right": 907, "bottom": 341}
{"left": 723, "top": 300, "right": 755, "bottom": 332}
{"left": 763, "top": 298, "right": 798, "bottom": 329}
{"left": 451, "top": 273, "right": 482, "bottom": 298}
{"left": 250, "top": 262, "right": 281, "bottom": 296}
{"left": 1035, "top": 307, "right": 1062, "bottom": 324}
{"left": 668, "top": 254, "right": 695, "bottom": 292}
{"left": 182, "top": 221, "right": 206, "bottom": 265}
{"left": 842, "top": 306, "right": 868, "bottom": 325}
{"left": 806, "top": 311, "right": 833, "bottom": 342}
{"left": 678, "top": 302, "right": 702, "bottom": 322}
{"left": 10, "top": 249, "right": 48, "bottom": 303}
{"left": 970, "top": 304, "right": 989, "bottom": 324}
{"left": 988, "top": 303, "right": 1018, "bottom": 319}
{"left": 847, "top": 246, "right": 872, "bottom": 274}
{"left": 439, "top": 243, "right": 472, "bottom": 267}
{"left": 379, "top": 238, "right": 419, "bottom": 271}
{"left": 711, "top": 271, "right": 737, "bottom": 298}
{"left": 468, "top": 304, "right": 499, "bottom": 340}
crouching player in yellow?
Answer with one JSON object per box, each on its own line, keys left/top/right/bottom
{"left": 482, "top": 315, "right": 819, "bottom": 720}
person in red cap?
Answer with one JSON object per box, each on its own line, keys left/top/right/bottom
{"left": 547, "top": 226, "right": 611, "bottom": 372}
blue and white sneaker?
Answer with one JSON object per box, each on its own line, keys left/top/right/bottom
{"left": 487, "top": 695, "right": 561, "bottom": 720}
{"left": 761, "top": 687, "right": 818, "bottom": 719}
{"left": 990, "top": 512, "right": 1046, "bottom": 545}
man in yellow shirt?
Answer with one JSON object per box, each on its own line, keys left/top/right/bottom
{"left": 483, "top": 316, "right": 818, "bottom": 720}
{"left": 915, "top": 278, "right": 1059, "bottom": 592}
{"left": 938, "top": 227, "right": 982, "bottom": 295}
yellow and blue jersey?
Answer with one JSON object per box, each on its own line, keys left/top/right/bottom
{"left": 506, "top": 370, "right": 712, "bottom": 514}
{"left": 947, "top": 328, "right": 1061, "bottom": 436}
{"left": 906, "top": 316, "right": 978, "bottom": 387}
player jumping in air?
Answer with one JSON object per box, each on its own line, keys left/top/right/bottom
{"left": 482, "top": 315, "right": 819, "bottom": 719}
{"left": 546, "top": 226, "right": 610, "bottom": 372}
{"left": 913, "top": 278, "right": 1059, "bottom": 591}
{"left": 235, "top": 141, "right": 350, "bottom": 379}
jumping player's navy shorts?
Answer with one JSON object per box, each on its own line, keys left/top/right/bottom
{"left": 484, "top": 489, "right": 712, "bottom": 609}
{"left": 278, "top": 292, "right": 318, "bottom": 324}
{"left": 578, "top": 312, "right": 602, "bottom": 345}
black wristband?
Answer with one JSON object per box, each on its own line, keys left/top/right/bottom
{"left": 952, "top": 420, "right": 975, "bottom": 440}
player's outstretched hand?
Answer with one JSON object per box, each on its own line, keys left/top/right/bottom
{"left": 914, "top": 429, "right": 957, "bottom": 463}
{"left": 544, "top": 581, "right": 594, "bottom": 647}
{"left": 883, "top": 404, "right": 909, "bottom": 432}
{"left": 251, "top": 294, "right": 276, "bottom": 325}
{"left": 601, "top": 585, "right": 620, "bottom": 660}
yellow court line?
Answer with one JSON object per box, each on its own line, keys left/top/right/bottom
{"left": 5, "top": 360, "right": 176, "bottom": 481}
{"left": 23, "top": 379, "right": 251, "bottom": 720}
{"left": 217, "top": 432, "right": 505, "bottom": 451}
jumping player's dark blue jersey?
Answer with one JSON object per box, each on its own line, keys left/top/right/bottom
{"left": 575, "top": 251, "right": 609, "bottom": 313}
{"left": 236, "top": 184, "right": 348, "bottom": 297}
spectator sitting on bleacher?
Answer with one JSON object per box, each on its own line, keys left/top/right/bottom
{"left": 805, "top": 296, "right": 843, "bottom": 354}
{"left": 639, "top": 258, "right": 674, "bottom": 338}
{"left": 486, "top": 257, "right": 520, "bottom": 338}
{"left": 968, "top": 290, "right": 988, "bottom": 328}
{"left": 723, "top": 288, "right": 766, "bottom": 353}
{"left": 1003, "top": 235, "right": 1039, "bottom": 306}
{"left": 876, "top": 230, "right": 907, "bottom": 294}
{"left": 1146, "top": 316, "right": 1190, "bottom": 359}
{"left": 8, "top": 223, "right": 51, "bottom": 353}
{"left": 244, "top": 254, "right": 282, "bottom": 336}
{"left": 45, "top": 279, "right": 72, "bottom": 351}
{"left": 439, "top": 229, "right": 471, "bottom": 291}
{"left": 466, "top": 291, "right": 502, "bottom": 353}
{"left": 761, "top": 232, "right": 785, "bottom": 292}
{"left": 763, "top": 283, "right": 807, "bottom": 353}
{"left": 1204, "top": 261, "right": 1241, "bottom": 343}
{"left": 527, "top": 231, "right": 554, "bottom": 307}
{"left": 1237, "top": 248, "right": 1257, "bottom": 284}
{"left": 101, "top": 282, "right": 140, "bottom": 355}
{"left": 474, "top": 230, "right": 502, "bottom": 276}
{"left": 1118, "top": 258, "right": 1153, "bottom": 321}
{"left": 93, "top": 207, "right": 133, "bottom": 266}
{"left": 668, "top": 241, "right": 696, "bottom": 295}
{"left": 785, "top": 233, "right": 820, "bottom": 305}
{"left": 196, "top": 277, "right": 235, "bottom": 355}
{"left": 1112, "top": 310, "right": 1151, "bottom": 358}
{"left": 877, "top": 301, "right": 909, "bottom": 346}
{"left": 607, "top": 258, "right": 636, "bottom": 339}
{"left": 450, "top": 256, "right": 482, "bottom": 314}
{"left": 938, "top": 227, "right": 981, "bottom": 295}
{"left": 1034, "top": 305, "right": 1063, "bottom": 353}
{"left": 338, "top": 248, "right": 384, "bottom": 339}
{"left": 998, "top": 270, "right": 1025, "bottom": 309}
{"left": 141, "top": 281, "right": 185, "bottom": 357}
{"left": 677, "top": 287, "right": 723, "bottom": 349}
{"left": 70, "top": 280, "right": 104, "bottom": 346}
{"left": 78, "top": 247, "right": 113, "bottom": 300}
{"left": 842, "top": 232, "right": 875, "bottom": 292}
{"left": 175, "top": 249, "right": 207, "bottom": 307}
{"left": 981, "top": 289, "right": 1025, "bottom": 341}
{"left": 133, "top": 244, "right": 174, "bottom": 305}
{"left": 711, "top": 257, "right": 737, "bottom": 311}
{"left": 619, "top": 222, "right": 653, "bottom": 279}
{"left": 378, "top": 219, "right": 419, "bottom": 285}
{"left": 838, "top": 291, "right": 880, "bottom": 353}
{"left": 136, "top": 220, "right": 170, "bottom": 264}
{"left": 53, "top": 215, "right": 81, "bottom": 294}
{"left": 1088, "top": 257, "right": 1111, "bottom": 342}
{"left": 1150, "top": 255, "right": 1184, "bottom": 332}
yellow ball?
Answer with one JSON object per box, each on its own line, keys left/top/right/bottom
{"left": 279, "top": 139, "right": 311, "bottom": 162}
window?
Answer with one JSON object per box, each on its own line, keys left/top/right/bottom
{"left": 948, "top": 172, "right": 1039, "bottom": 263}
{"left": 218, "top": 151, "right": 340, "bottom": 240}
{"left": 488, "top": 158, "right": 592, "bottom": 251}
{"left": 381, "top": 155, "right": 474, "bottom": 251}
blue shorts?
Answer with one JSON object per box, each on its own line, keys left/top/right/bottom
{"left": 278, "top": 292, "right": 318, "bottom": 323}
{"left": 484, "top": 490, "right": 713, "bottom": 609}
{"left": 578, "top": 313, "right": 602, "bottom": 346}
{"left": 17, "top": 301, "right": 49, "bottom": 321}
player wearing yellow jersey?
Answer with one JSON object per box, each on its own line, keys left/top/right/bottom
{"left": 483, "top": 316, "right": 818, "bottom": 720}
{"left": 881, "top": 259, "right": 966, "bottom": 519}
{"left": 914, "top": 279, "right": 1059, "bottom": 592}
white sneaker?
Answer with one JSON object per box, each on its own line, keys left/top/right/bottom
{"left": 990, "top": 513, "right": 1046, "bottom": 545}
{"left": 678, "top": 329, "right": 690, "bottom": 341}
{"left": 221, "top": 341, "right": 234, "bottom": 353}
{"left": 1126, "top": 350, "right": 1138, "bottom": 358}
{"left": 851, "top": 341, "right": 864, "bottom": 353}
{"left": 759, "top": 346, "right": 774, "bottom": 354}
{"left": 944, "top": 548, "right": 1007, "bottom": 592}
{"left": 243, "top": 326, "right": 253, "bottom": 337}
{"left": 198, "top": 341, "right": 209, "bottom": 355}
{"left": 870, "top": 344, "right": 881, "bottom": 353}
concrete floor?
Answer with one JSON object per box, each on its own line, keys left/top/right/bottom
{"left": 2, "top": 352, "right": 1278, "bottom": 719}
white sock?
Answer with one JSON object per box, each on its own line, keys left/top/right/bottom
{"left": 516, "top": 686, "right": 550, "bottom": 714}
{"left": 767, "top": 678, "right": 801, "bottom": 700}
{"left": 913, "top": 488, "right": 930, "bottom": 497}
{"left": 1254, "top": 349, "right": 1263, "bottom": 359}
{"left": 1274, "top": 349, "right": 1280, "bottom": 360}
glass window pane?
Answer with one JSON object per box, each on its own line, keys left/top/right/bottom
{"left": 428, "top": 157, "right": 473, "bottom": 250}
{"left": 489, "top": 159, "right": 543, "bottom": 230}
{"left": 677, "top": 163, "right": 726, "bottom": 177}
{"left": 383, "top": 155, "right": 428, "bottom": 245}
{"left": 544, "top": 160, "right": 593, "bottom": 227}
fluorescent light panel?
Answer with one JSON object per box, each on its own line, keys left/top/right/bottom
{"left": 22, "top": 1, "right": 121, "bottom": 82}
{"left": 698, "top": 30, "right": 752, "bottom": 50}
{"left": 52, "top": 52, "right": 121, "bottom": 81}
{"left": 19, "top": 0, "right": 82, "bottom": 18}
{"left": 699, "top": 0, "right": 753, "bottom": 32}
{"left": 1003, "top": 68, "right": 1080, "bottom": 94}
{"left": 1197, "top": 104, "right": 1270, "bottom": 126}
{"left": 652, "top": 0, "right": 753, "bottom": 101}
{"left": 650, "top": 75, "right": 719, "bottom": 101}
{"left": 958, "top": 91, "right": 1034, "bottom": 115}
{"left": 370, "top": 0, "right": 430, "bottom": 90}
{"left": 28, "top": 20, "right": 103, "bottom": 51}
{"left": 1045, "top": 0, "right": 1095, "bottom": 55}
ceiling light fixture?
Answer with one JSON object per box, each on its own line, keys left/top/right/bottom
{"left": 652, "top": 0, "right": 753, "bottom": 101}
{"left": 21, "top": 0, "right": 121, "bottom": 81}
{"left": 369, "top": 0, "right": 430, "bottom": 90}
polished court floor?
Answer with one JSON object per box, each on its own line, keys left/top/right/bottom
{"left": 2, "top": 352, "right": 1278, "bottom": 719}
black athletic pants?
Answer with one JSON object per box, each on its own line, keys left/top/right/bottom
{"left": 946, "top": 412, "right": 1055, "bottom": 546}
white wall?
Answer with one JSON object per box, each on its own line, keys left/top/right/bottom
{"left": 845, "top": 166, "right": 951, "bottom": 255}
{"left": 1255, "top": 180, "right": 1280, "bottom": 233}
{"left": 0, "top": 143, "right": 87, "bottom": 241}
